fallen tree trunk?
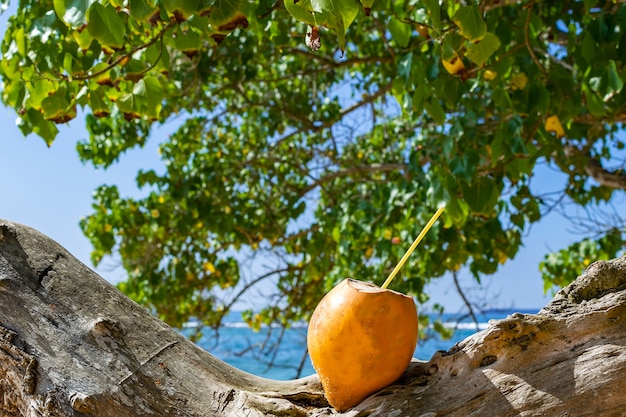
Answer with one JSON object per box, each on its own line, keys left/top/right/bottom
{"left": 1, "top": 219, "right": 625, "bottom": 417}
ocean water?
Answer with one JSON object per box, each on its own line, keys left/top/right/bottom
{"left": 183, "top": 308, "right": 539, "bottom": 381}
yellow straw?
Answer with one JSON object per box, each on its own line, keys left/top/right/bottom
{"left": 380, "top": 206, "right": 445, "bottom": 290}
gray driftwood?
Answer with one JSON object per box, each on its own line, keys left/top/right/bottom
{"left": 1, "top": 219, "right": 625, "bottom": 416}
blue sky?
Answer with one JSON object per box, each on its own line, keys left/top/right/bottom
{"left": 1, "top": 5, "right": 623, "bottom": 314}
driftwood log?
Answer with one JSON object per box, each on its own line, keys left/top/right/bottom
{"left": 1, "top": 219, "right": 625, "bottom": 416}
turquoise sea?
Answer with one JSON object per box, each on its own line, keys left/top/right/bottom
{"left": 182, "top": 308, "right": 540, "bottom": 380}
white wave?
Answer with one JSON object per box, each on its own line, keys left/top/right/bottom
{"left": 441, "top": 321, "right": 490, "bottom": 331}
{"left": 186, "top": 320, "right": 489, "bottom": 332}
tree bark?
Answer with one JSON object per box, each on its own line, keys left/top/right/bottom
{"left": 1, "top": 219, "right": 625, "bottom": 417}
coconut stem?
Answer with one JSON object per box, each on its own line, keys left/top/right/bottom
{"left": 380, "top": 206, "right": 445, "bottom": 290}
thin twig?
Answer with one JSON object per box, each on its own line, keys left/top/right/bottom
{"left": 69, "top": 21, "right": 176, "bottom": 82}
{"left": 452, "top": 270, "right": 480, "bottom": 332}
{"left": 524, "top": 2, "right": 547, "bottom": 77}
{"left": 295, "top": 347, "right": 309, "bottom": 379}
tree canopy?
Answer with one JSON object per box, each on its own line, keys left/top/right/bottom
{"left": 1, "top": 0, "right": 625, "bottom": 336}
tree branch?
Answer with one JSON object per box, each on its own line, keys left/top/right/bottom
{"left": 299, "top": 163, "right": 407, "bottom": 197}
{"left": 524, "top": 2, "right": 547, "bottom": 77}
{"left": 267, "top": 81, "right": 394, "bottom": 150}
{"left": 584, "top": 158, "right": 626, "bottom": 190}
{"left": 564, "top": 145, "right": 626, "bottom": 190}
{"left": 64, "top": 21, "right": 176, "bottom": 82}
{"left": 284, "top": 48, "right": 394, "bottom": 69}
{"left": 452, "top": 270, "right": 480, "bottom": 332}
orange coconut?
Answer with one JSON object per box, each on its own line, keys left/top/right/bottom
{"left": 307, "top": 278, "right": 418, "bottom": 411}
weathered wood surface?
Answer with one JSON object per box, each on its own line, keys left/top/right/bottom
{"left": 1, "top": 219, "right": 625, "bottom": 416}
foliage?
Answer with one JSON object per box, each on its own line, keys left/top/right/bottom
{"left": 1, "top": 0, "right": 625, "bottom": 340}
{"left": 540, "top": 228, "right": 624, "bottom": 293}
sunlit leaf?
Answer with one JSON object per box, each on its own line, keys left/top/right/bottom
{"left": 284, "top": 0, "right": 316, "bottom": 26}
{"left": 162, "top": 0, "right": 202, "bottom": 21}
{"left": 311, "top": 0, "right": 359, "bottom": 51}
{"left": 129, "top": 0, "right": 158, "bottom": 22}
{"left": 544, "top": 115, "right": 565, "bottom": 138}
{"left": 168, "top": 26, "right": 202, "bottom": 54}
{"left": 605, "top": 60, "right": 624, "bottom": 95}
{"left": 453, "top": 5, "right": 487, "bottom": 41}
{"left": 442, "top": 53, "right": 465, "bottom": 75}
{"left": 90, "top": 88, "right": 110, "bottom": 117}
{"left": 27, "top": 79, "right": 57, "bottom": 110}
{"left": 135, "top": 76, "right": 164, "bottom": 119}
{"left": 54, "top": 0, "right": 96, "bottom": 29}
{"left": 23, "top": 109, "right": 59, "bottom": 145}
{"left": 87, "top": 2, "right": 126, "bottom": 50}
{"left": 208, "top": 0, "right": 249, "bottom": 35}
{"left": 466, "top": 32, "right": 500, "bottom": 65}
{"left": 41, "top": 90, "right": 75, "bottom": 122}
{"left": 388, "top": 16, "right": 411, "bottom": 48}
{"left": 583, "top": 84, "right": 606, "bottom": 117}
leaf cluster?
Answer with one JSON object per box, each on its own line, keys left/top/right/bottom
{"left": 1, "top": 0, "right": 625, "bottom": 335}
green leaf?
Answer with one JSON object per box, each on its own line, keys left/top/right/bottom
{"left": 129, "top": 0, "right": 158, "bottom": 22}
{"left": 9, "top": 26, "right": 26, "bottom": 57}
{"left": 422, "top": 0, "right": 441, "bottom": 33}
{"left": 311, "top": 0, "right": 359, "bottom": 51}
{"left": 444, "top": 195, "right": 469, "bottom": 228}
{"left": 392, "top": 77, "right": 410, "bottom": 113}
{"left": 208, "top": 0, "right": 249, "bottom": 34}
{"left": 23, "top": 109, "right": 59, "bottom": 145}
{"left": 388, "top": 16, "right": 411, "bottom": 48}
{"left": 162, "top": 0, "right": 202, "bottom": 21}
{"left": 41, "top": 90, "right": 73, "bottom": 120}
{"left": 424, "top": 98, "right": 445, "bottom": 125}
{"left": 461, "top": 177, "right": 499, "bottom": 215}
{"left": 90, "top": 88, "right": 110, "bottom": 117}
{"left": 441, "top": 32, "right": 464, "bottom": 61}
{"left": 453, "top": 5, "right": 486, "bottom": 41}
{"left": 54, "top": 0, "right": 95, "bottom": 29}
{"left": 72, "top": 28, "right": 94, "bottom": 50}
{"left": 434, "top": 76, "right": 461, "bottom": 107}
{"left": 412, "top": 81, "right": 429, "bottom": 113}
{"left": 284, "top": 0, "right": 316, "bottom": 26}
{"left": 526, "top": 82, "right": 550, "bottom": 114}
{"left": 145, "top": 42, "right": 170, "bottom": 73}
{"left": 589, "top": 60, "right": 624, "bottom": 100}
{"left": 168, "top": 26, "right": 202, "bottom": 53}
{"left": 27, "top": 79, "right": 58, "bottom": 110}
{"left": 466, "top": 32, "right": 500, "bottom": 65}
{"left": 505, "top": 157, "right": 530, "bottom": 181}
{"left": 583, "top": 84, "right": 606, "bottom": 116}
{"left": 426, "top": 174, "right": 449, "bottom": 208}
{"left": 397, "top": 52, "right": 412, "bottom": 81}
{"left": 87, "top": 3, "right": 126, "bottom": 50}
{"left": 580, "top": 32, "right": 595, "bottom": 65}
{"left": 136, "top": 76, "right": 164, "bottom": 120}
{"left": 606, "top": 60, "right": 624, "bottom": 94}
{"left": 116, "top": 92, "right": 145, "bottom": 119}
{"left": 509, "top": 134, "right": 527, "bottom": 156}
